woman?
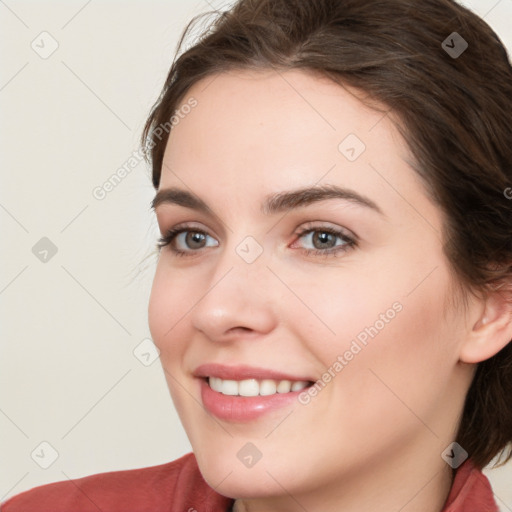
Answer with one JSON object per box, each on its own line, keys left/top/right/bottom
{"left": 2, "top": 0, "right": 511, "bottom": 510}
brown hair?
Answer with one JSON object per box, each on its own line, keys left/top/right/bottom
{"left": 142, "top": 0, "right": 512, "bottom": 469}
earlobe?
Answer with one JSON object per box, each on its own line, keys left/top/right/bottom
{"left": 459, "top": 287, "right": 512, "bottom": 364}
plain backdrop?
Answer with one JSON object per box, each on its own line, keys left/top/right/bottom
{"left": 1, "top": 0, "right": 511, "bottom": 508}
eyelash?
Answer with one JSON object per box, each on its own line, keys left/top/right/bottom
{"left": 157, "top": 224, "right": 357, "bottom": 259}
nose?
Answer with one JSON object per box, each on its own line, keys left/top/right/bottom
{"left": 190, "top": 240, "right": 278, "bottom": 342}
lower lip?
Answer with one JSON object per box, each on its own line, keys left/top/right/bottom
{"left": 199, "top": 378, "right": 308, "bottom": 422}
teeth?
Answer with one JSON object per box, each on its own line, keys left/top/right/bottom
{"left": 259, "top": 379, "right": 277, "bottom": 396}
{"left": 291, "top": 381, "right": 309, "bottom": 392}
{"left": 277, "top": 380, "right": 291, "bottom": 393}
{"left": 208, "top": 377, "right": 310, "bottom": 396}
{"left": 238, "top": 379, "right": 260, "bottom": 397}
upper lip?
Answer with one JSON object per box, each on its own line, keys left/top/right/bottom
{"left": 194, "top": 363, "right": 314, "bottom": 382}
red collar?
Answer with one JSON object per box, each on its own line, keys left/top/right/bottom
{"left": 441, "top": 459, "right": 498, "bottom": 512}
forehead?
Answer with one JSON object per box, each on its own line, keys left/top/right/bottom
{"left": 159, "top": 68, "right": 438, "bottom": 229}
{"left": 169, "top": 68, "right": 393, "bottom": 148}
{"left": 163, "top": 69, "right": 404, "bottom": 171}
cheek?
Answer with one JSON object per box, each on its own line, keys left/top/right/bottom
{"left": 147, "top": 264, "right": 196, "bottom": 417}
{"left": 325, "top": 267, "right": 457, "bottom": 435}
{"left": 284, "top": 264, "right": 403, "bottom": 363}
{"left": 147, "top": 266, "right": 168, "bottom": 347}
{"left": 148, "top": 263, "right": 189, "bottom": 354}
{"left": 295, "top": 254, "right": 457, "bottom": 410}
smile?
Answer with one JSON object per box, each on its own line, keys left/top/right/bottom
{"left": 208, "top": 377, "right": 312, "bottom": 396}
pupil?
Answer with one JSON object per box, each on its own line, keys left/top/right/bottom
{"left": 188, "top": 232, "right": 205, "bottom": 248}
{"left": 315, "top": 232, "right": 333, "bottom": 248}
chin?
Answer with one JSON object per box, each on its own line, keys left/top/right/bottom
{"left": 193, "top": 447, "right": 286, "bottom": 498}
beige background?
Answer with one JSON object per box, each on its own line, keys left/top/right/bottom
{"left": 1, "top": 0, "right": 511, "bottom": 508}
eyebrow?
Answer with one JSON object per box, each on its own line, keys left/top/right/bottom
{"left": 151, "top": 184, "right": 383, "bottom": 216}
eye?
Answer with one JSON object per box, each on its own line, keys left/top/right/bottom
{"left": 157, "top": 226, "right": 218, "bottom": 257}
{"left": 292, "top": 225, "right": 356, "bottom": 257}
{"left": 156, "top": 223, "right": 357, "bottom": 258}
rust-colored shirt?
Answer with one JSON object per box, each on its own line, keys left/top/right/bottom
{"left": 0, "top": 452, "right": 499, "bottom": 511}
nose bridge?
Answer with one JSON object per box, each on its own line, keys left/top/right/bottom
{"left": 212, "top": 219, "right": 271, "bottom": 284}
{"left": 189, "top": 231, "right": 277, "bottom": 339}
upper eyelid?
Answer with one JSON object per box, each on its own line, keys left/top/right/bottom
{"left": 161, "top": 222, "right": 356, "bottom": 247}
{"left": 160, "top": 220, "right": 355, "bottom": 236}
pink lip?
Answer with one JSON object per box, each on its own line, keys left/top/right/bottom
{"left": 193, "top": 363, "right": 313, "bottom": 382}
{"left": 199, "top": 379, "right": 309, "bottom": 422}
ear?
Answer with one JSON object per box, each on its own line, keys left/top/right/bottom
{"left": 459, "top": 280, "right": 512, "bottom": 364}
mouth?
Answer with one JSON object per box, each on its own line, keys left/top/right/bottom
{"left": 194, "top": 363, "right": 316, "bottom": 421}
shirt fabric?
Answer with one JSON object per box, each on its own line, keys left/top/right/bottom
{"left": 0, "top": 452, "right": 499, "bottom": 512}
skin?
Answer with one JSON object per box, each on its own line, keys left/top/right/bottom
{"left": 148, "top": 69, "right": 512, "bottom": 512}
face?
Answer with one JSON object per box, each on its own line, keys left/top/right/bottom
{"left": 148, "top": 69, "right": 472, "bottom": 501}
